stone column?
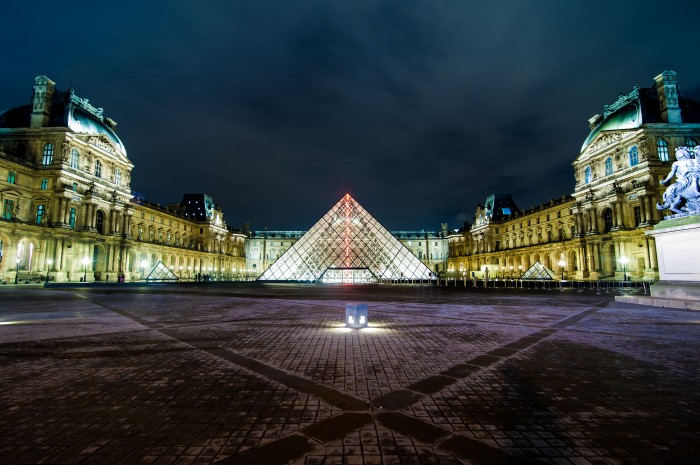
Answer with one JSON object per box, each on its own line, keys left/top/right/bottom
{"left": 615, "top": 201, "right": 624, "bottom": 228}
{"left": 643, "top": 195, "right": 653, "bottom": 223}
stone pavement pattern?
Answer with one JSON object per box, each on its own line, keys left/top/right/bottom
{"left": 0, "top": 284, "right": 698, "bottom": 464}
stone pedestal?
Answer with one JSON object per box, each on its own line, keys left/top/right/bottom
{"left": 617, "top": 215, "right": 700, "bottom": 309}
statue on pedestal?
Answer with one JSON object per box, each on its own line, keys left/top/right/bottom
{"left": 657, "top": 146, "right": 700, "bottom": 216}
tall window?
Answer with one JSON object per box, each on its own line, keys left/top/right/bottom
{"left": 634, "top": 206, "right": 642, "bottom": 226}
{"left": 36, "top": 205, "right": 45, "bottom": 224}
{"left": 70, "top": 148, "right": 80, "bottom": 169}
{"left": 42, "top": 143, "right": 54, "bottom": 166}
{"left": 657, "top": 139, "right": 669, "bottom": 162}
{"left": 605, "top": 157, "right": 613, "bottom": 176}
{"left": 7, "top": 171, "right": 16, "bottom": 184}
{"left": 687, "top": 138, "right": 698, "bottom": 149}
{"left": 2, "top": 199, "right": 14, "bottom": 219}
{"left": 40, "top": 178, "right": 48, "bottom": 190}
{"left": 94, "top": 159, "right": 102, "bottom": 178}
{"left": 629, "top": 146, "right": 639, "bottom": 167}
{"left": 584, "top": 166, "right": 592, "bottom": 184}
{"left": 603, "top": 208, "right": 613, "bottom": 232}
{"left": 96, "top": 210, "right": 105, "bottom": 234}
{"left": 69, "top": 208, "right": 76, "bottom": 229}
{"left": 114, "top": 168, "right": 121, "bottom": 186}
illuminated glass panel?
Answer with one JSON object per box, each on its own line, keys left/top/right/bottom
{"left": 520, "top": 261, "right": 556, "bottom": 280}
{"left": 258, "top": 194, "right": 434, "bottom": 282}
{"left": 584, "top": 166, "right": 591, "bottom": 184}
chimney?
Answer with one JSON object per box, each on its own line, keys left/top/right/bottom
{"left": 30, "top": 75, "right": 56, "bottom": 128}
{"left": 654, "top": 71, "right": 682, "bottom": 124}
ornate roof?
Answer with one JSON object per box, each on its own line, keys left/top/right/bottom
{"left": 0, "top": 87, "right": 127, "bottom": 157}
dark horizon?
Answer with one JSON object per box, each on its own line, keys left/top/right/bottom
{"left": 2, "top": 1, "right": 700, "bottom": 231}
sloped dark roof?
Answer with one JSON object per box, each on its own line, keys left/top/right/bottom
{"left": 581, "top": 85, "right": 700, "bottom": 151}
{"left": 0, "top": 90, "right": 125, "bottom": 153}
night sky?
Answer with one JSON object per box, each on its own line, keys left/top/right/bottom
{"left": 2, "top": 1, "right": 700, "bottom": 231}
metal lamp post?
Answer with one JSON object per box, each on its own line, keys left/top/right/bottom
{"left": 14, "top": 257, "right": 20, "bottom": 284}
{"left": 82, "top": 257, "right": 89, "bottom": 282}
{"left": 619, "top": 256, "right": 629, "bottom": 282}
{"left": 46, "top": 259, "right": 53, "bottom": 284}
{"left": 558, "top": 258, "right": 566, "bottom": 281}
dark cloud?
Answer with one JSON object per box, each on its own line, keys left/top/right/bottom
{"left": 2, "top": 0, "right": 700, "bottom": 230}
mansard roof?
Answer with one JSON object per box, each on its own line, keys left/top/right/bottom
{"left": 581, "top": 82, "right": 700, "bottom": 152}
{"left": 0, "top": 88, "right": 126, "bottom": 155}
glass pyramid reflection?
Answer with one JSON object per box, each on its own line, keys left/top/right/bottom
{"left": 520, "top": 261, "right": 556, "bottom": 280}
{"left": 258, "top": 194, "right": 434, "bottom": 283}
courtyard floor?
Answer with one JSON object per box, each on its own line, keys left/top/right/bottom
{"left": 0, "top": 283, "right": 698, "bottom": 465}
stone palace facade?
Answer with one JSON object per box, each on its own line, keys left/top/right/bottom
{"left": 0, "top": 76, "right": 246, "bottom": 283}
{"left": 447, "top": 71, "right": 700, "bottom": 281}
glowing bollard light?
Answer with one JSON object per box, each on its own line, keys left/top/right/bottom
{"left": 345, "top": 303, "right": 368, "bottom": 329}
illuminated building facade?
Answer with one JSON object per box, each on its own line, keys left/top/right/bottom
{"left": 447, "top": 71, "right": 700, "bottom": 281}
{"left": 0, "top": 76, "right": 246, "bottom": 283}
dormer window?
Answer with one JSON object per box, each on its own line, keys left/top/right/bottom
{"left": 628, "top": 146, "right": 639, "bottom": 167}
{"left": 657, "top": 139, "right": 669, "bottom": 162}
{"left": 42, "top": 143, "right": 54, "bottom": 166}
{"left": 94, "top": 159, "right": 102, "bottom": 178}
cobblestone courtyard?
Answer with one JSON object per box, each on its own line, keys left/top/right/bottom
{"left": 1, "top": 284, "right": 698, "bottom": 464}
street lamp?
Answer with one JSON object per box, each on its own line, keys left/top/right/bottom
{"left": 82, "top": 257, "right": 90, "bottom": 282}
{"left": 179, "top": 266, "right": 183, "bottom": 280}
{"left": 46, "top": 259, "right": 53, "bottom": 284}
{"left": 558, "top": 258, "right": 566, "bottom": 281}
{"left": 14, "top": 257, "right": 20, "bottom": 284}
{"left": 619, "top": 256, "right": 629, "bottom": 282}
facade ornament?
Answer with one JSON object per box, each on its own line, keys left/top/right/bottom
{"left": 657, "top": 147, "right": 700, "bottom": 216}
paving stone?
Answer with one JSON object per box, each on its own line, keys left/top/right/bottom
{"left": 1, "top": 286, "right": 698, "bottom": 464}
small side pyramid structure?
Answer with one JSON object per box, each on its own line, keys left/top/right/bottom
{"left": 258, "top": 194, "right": 434, "bottom": 283}
{"left": 145, "top": 261, "right": 179, "bottom": 282}
{"left": 520, "top": 261, "right": 557, "bottom": 280}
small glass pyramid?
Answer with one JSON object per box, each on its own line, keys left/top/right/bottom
{"left": 520, "top": 261, "right": 556, "bottom": 280}
{"left": 258, "top": 194, "right": 434, "bottom": 283}
{"left": 145, "top": 261, "right": 179, "bottom": 282}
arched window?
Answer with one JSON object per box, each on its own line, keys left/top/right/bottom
{"left": 657, "top": 139, "right": 669, "bottom": 162}
{"left": 70, "top": 148, "right": 80, "bottom": 169}
{"left": 687, "top": 138, "right": 698, "bottom": 149}
{"left": 605, "top": 157, "right": 613, "bottom": 176}
{"left": 584, "top": 166, "right": 592, "bottom": 184}
{"left": 628, "top": 146, "right": 639, "bottom": 167}
{"left": 603, "top": 208, "right": 614, "bottom": 232}
{"left": 42, "top": 143, "right": 54, "bottom": 166}
{"left": 94, "top": 159, "right": 102, "bottom": 178}
{"left": 96, "top": 210, "right": 105, "bottom": 234}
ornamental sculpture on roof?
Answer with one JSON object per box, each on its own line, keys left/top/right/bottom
{"left": 657, "top": 146, "right": 700, "bottom": 217}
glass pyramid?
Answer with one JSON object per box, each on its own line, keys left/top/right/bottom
{"left": 145, "top": 261, "right": 179, "bottom": 282}
{"left": 258, "top": 194, "right": 434, "bottom": 283}
{"left": 520, "top": 261, "right": 556, "bottom": 280}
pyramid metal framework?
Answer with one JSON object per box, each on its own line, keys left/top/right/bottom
{"left": 145, "top": 261, "right": 179, "bottom": 282}
{"left": 520, "top": 261, "right": 557, "bottom": 280}
{"left": 258, "top": 194, "right": 434, "bottom": 283}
